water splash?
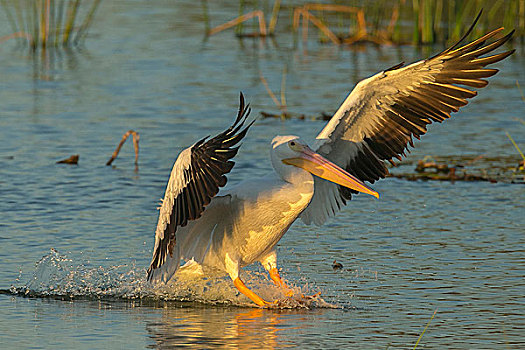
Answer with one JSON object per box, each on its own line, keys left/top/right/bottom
{"left": 9, "top": 249, "right": 337, "bottom": 309}
{"left": 11, "top": 248, "right": 149, "bottom": 299}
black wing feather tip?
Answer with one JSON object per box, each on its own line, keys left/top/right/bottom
{"left": 149, "top": 94, "right": 256, "bottom": 277}
{"left": 342, "top": 18, "right": 513, "bottom": 188}
{"left": 233, "top": 92, "right": 251, "bottom": 128}
{"left": 385, "top": 61, "right": 405, "bottom": 72}
{"left": 430, "top": 10, "right": 490, "bottom": 61}
{"left": 447, "top": 9, "right": 483, "bottom": 52}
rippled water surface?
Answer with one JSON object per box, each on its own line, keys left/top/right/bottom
{"left": 1, "top": 1, "right": 524, "bottom": 349}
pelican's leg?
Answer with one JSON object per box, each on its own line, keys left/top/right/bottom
{"left": 225, "top": 253, "right": 272, "bottom": 307}
{"left": 259, "top": 251, "right": 293, "bottom": 297}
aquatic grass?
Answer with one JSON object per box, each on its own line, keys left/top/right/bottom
{"left": 505, "top": 132, "right": 525, "bottom": 163}
{"left": 290, "top": 1, "right": 523, "bottom": 46}
{"left": 413, "top": 309, "right": 437, "bottom": 349}
{"left": 235, "top": 0, "right": 245, "bottom": 36}
{"left": 201, "top": 0, "right": 210, "bottom": 34}
{"left": 0, "top": 0, "right": 102, "bottom": 50}
{"left": 202, "top": 0, "right": 524, "bottom": 45}
{"left": 517, "top": 80, "right": 525, "bottom": 103}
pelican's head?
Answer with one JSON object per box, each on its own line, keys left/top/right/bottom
{"left": 271, "top": 135, "right": 379, "bottom": 199}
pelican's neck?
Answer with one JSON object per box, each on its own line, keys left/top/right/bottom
{"left": 271, "top": 157, "right": 314, "bottom": 188}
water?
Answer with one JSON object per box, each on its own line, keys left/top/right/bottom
{"left": 1, "top": 1, "right": 524, "bottom": 348}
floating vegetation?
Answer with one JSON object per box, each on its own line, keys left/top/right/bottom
{"left": 106, "top": 130, "right": 140, "bottom": 169}
{"left": 0, "top": 0, "right": 102, "bottom": 51}
{"left": 56, "top": 154, "right": 79, "bottom": 164}
{"left": 388, "top": 155, "right": 524, "bottom": 183}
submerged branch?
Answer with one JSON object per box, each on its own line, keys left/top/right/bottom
{"left": 106, "top": 130, "right": 140, "bottom": 166}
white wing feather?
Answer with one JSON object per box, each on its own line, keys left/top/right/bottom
{"left": 301, "top": 26, "right": 514, "bottom": 226}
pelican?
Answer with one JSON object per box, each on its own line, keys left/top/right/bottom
{"left": 147, "top": 18, "right": 514, "bottom": 306}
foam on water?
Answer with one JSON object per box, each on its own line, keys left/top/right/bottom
{"left": 9, "top": 249, "right": 337, "bottom": 309}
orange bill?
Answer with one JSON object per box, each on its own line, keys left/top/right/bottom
{"left": 282, "top": 147, "right": 379, "bottom": 199}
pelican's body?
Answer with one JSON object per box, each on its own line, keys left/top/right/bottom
{"left": 147, "top": 18, "right": 514, "bottom": 306}
{"left": 177, "top": 169, "right": 313, "bottom": 276}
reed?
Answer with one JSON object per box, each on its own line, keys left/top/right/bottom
{"left": 268, "top": 0, "right": 280, "bottom": 35}
{"left": 205, "top": 0, "right": 521, "bottom": 45}
{"left": 106, "top": 130, "right": 140, "bottom": 168}
{"left": 259, "top": 67, "right": 288, "bottom": 118}
{"left": 201, "top": 0, "right": 210, "bottom": 34}
{"left": 413, "top": 309, "right": 437, "bottom": 350}
{"left": 208, "top": 10, "right": 267, "bottom": 37}
{"left": 517, "top": 81, "right": 525, "bottom": 103}
{"left": 404, "top": 0, "right": 523, "bottom": 44}
{"left": 505, "top": 132, "right": 525, "bottom": 163}
{"left": 292, "top": 0, "right": 523, "bottom": 46}
{"left": 0, "top": 0, "right": 101, "bottom": 50}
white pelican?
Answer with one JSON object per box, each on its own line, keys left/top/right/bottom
{"left": 147, "top": 19, "right": 514, "bottom": 306}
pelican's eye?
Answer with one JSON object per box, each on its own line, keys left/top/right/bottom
{"left": 288, "top": 140, "right": 300, "bottom": 151}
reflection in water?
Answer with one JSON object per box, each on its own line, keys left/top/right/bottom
{"left": 146, "top": 305, "right": 318, "bottom": 349}
{"left": 29, "top": 46, "right": 82, "bottom": 81}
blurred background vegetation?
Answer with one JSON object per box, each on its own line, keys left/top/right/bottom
{"left": 1, "top": 0, "right": 523, "bottom": 51}
{"left": 202, "top": 0, "right": 524, "bottom": 45}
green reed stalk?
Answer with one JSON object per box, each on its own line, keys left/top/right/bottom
{"left": 39, "top": 0, "right": 50, "bottom": 48}
{"left": 0, "top": 0, "right": 103, "bottom": 49}
{"left": 48, "top": 0, "right": 55, "bottom": 46}
{"left": 235, "top": 0, "right": 244, "bottom": 36}
{"left": 447, "top": 0, "right": 454, "bottom": 42}
{"left": 503, "top": 0, "right": 518, "bottom": 34}
{"left": 413, "top": 309, "right": 437, "bottom": 350}
{"left": 412, "top": 0, "right": 420, "bottom": 44}
{"left": 62, "top": 0, "right": 80, "bottom": 46}
{"left": 54, "top": 0, "right": 64, "bottom": 46}
{"left": 450, "top": 0, "right": 474, "bottom": 42}
{"left": 487, "top": 0, "right": 504, "bottom": 25}
{"left": 518, "top": 0, "right": 525, "bottom": 38}
{"left": 201, "top": 0, "right": 210, "bottom": 34}
{"left": 434, "top": 0, "right": 443, "bottom": 42}
{"left": 505, "top": 132, "right": 525, "bottom": 162}
{"left": 31, "top": 0, "right": 38, "bottom": 50}
{"left": 74, "top": 0, "right": 101, "bottom": 45}
{"left": 421, "top": 0, "right": 434, "bottom": 44}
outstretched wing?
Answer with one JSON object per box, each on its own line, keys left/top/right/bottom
{"left": 301, "top": 16, "right": 514, "bottom": 226}
{"left": 147, "top": 93, "right": 254, "bottom": 282}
